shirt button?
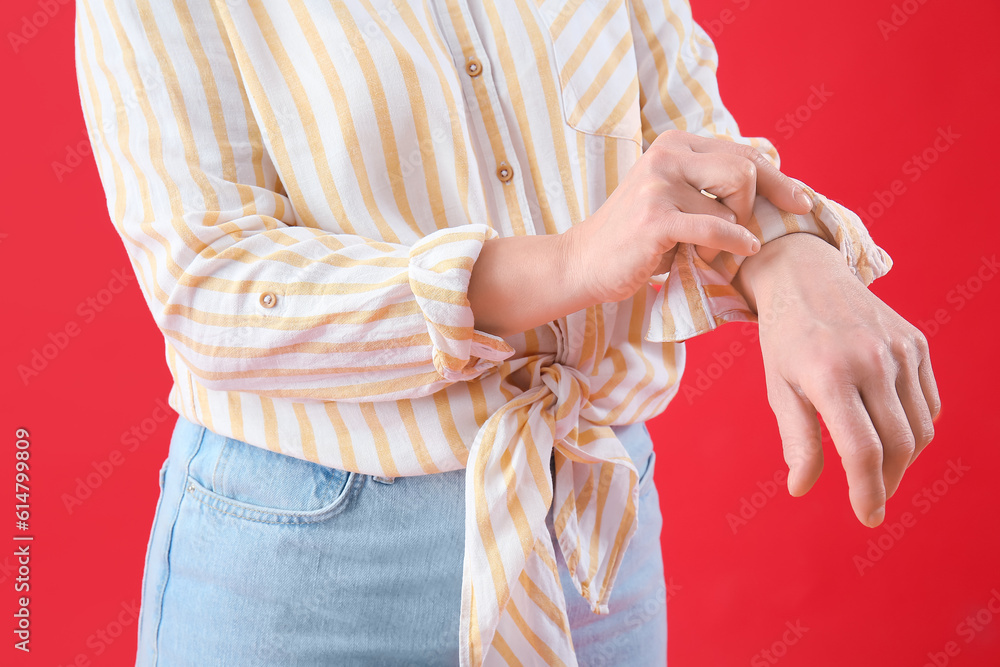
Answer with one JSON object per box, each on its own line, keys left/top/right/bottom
{"left": 496, "top": 162, "right": 513, "bottom": 183}
{"left": 259, "top": 291, "right": 278, "bottom": 308}
{"left": 465, "top": 57, "right": 482, "bottom": 77}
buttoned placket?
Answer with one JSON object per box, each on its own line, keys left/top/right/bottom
{"left": 428, "top": 0, "right": 539, "bottom": 240}
{"left": 427, "top": 0, "right": 575, "bottom": 368}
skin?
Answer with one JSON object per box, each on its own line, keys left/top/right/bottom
{"left": 732, "top": 233, "right": 940, "bottom": 527}
{"left": 467, "top": 129, "right": 940, "bottom": 528}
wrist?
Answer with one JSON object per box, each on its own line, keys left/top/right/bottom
{"left": 733, "top": 232, "right": 846, "bottom": 314}
{"left": 468, "top": 231, "right": 596, "bottom": 339}
{"left": 556, "top": 225, "right": 600, "bottom": 310}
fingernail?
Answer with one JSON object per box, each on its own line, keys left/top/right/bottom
{"left": 750, "top": 237, "right": 761, "bottom": 253}
{"left": 867, "top": 506, "right": 885, "bottom": 527}
{"left": 793, "top": 186, "right": 811, "bottom": 209}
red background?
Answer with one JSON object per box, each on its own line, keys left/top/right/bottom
{"left": 2, "top": 0, "right": 998, "bottom": 665}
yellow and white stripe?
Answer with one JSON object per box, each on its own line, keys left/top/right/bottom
{"left": 74, "top": 0, "right": 890, "bottom": 663}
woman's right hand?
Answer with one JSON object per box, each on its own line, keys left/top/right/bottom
{"left": 561, "top": 130, "right": 814, "bottom": 304}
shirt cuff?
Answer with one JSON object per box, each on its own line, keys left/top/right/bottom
{"left": 644, "top": 180, "right": 894, "bottom": 343}
{"left": 408, "top": 224, "right": 517, "bottom": 381}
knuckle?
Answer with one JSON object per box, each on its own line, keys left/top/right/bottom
{"left": 741, "top": 145, "right": 771, "bottom": 171}
{"left": 795, "top": 374, "right": 830, "bottom": 406}
{"left": 929, "top": 387, "right": 942, "bottom": 415}
{"left": 736, "top": 143, "right": 758, "bottom": 159}
{"left": 753, "top": 150, "right": 773, "bottom": 170}
{"left": 848, "top": 438, "right": 883, "bottom": 468}
{"left": 803, "top": 353, "right": 853, "bottom": 386}
{"left": 857, "top": 337, "right": 892, "bottom": 372}
{"left": 887, "top": 429, "right": 916, "bottom": 458}
{"left": 892, "top": 335, "right": 915, "bottom": 361}
{"left": 654, "top": 129, "right": 683, "bottom": 147}
{"left": 643, "top": 141, "right": 665, "bottom": 164}
{"left": 917, "top": 419, "right": 935, "bottom": 447}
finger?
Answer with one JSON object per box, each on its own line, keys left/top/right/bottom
{"left": 918, "top": 347, "right": 942, "bottom": 423}
{"left": 676, "top": 185, "right": 739, "bottom": 224}
{"left": 685, "top": 134, "right": 813, "bottom": 215}
{"left": 858, "top": 378, "right": 915, "bottom": 501}
{"left": 696, "top": 245, "right": 723, "bottom": 265}
{"left": 809, "top": 382, "right": 887, "bottom": 527}
{"left": 766, "top": 378, "right": 824, "bottom": 497}
{"left": 899, "top": 355, "right": 936, "bottom": 468}
{"left": 661, "top": 211, "right": 760, "bottom": 257}
{"left": 678, "top": 151, "right": 756, "bottom": 227}
{"left": 676, "top": 187, "right": 740, "bottom": 264}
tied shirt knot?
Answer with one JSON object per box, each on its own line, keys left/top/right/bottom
{"left": 459, "top": 308, "right": 642, "bottom": 666}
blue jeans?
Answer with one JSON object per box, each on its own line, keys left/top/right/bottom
{"left": 135, "top": 414, "right": 667, "bottom": 666}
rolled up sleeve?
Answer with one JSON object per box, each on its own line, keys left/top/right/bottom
{"left": 629, "top": 0, "right": 893, "bottom": 342}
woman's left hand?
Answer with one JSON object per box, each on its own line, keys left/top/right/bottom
{"left": 733, "top": 232, "right": 941, "bottom": 528}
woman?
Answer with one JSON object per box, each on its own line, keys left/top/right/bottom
{"left": 74, "top": 0, "right": 937, "bottom": 664}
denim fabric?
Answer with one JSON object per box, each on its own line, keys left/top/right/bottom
{"left": 135, "top": 415, "right": 667, "bottom": 666}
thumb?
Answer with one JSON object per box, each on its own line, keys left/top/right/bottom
{"left": 767, "top": 377, "right": 824, "bottom": 496}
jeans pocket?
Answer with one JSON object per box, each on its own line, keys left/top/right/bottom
{"left": 637, "top": 449, "right": 657, "bottom": 497}
{"left": 183, "top": 428, "right": 356, "bottom": 524}
{"left": 535, "top": 0, "right": 642, "bottom": 141}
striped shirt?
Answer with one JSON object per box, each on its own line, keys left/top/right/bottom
{"left": 74, "top": 0, "right": 891, "bottom": 664}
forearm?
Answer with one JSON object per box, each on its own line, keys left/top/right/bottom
{"left": 468, "top": 232, "right": 594, "bottom": 339}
